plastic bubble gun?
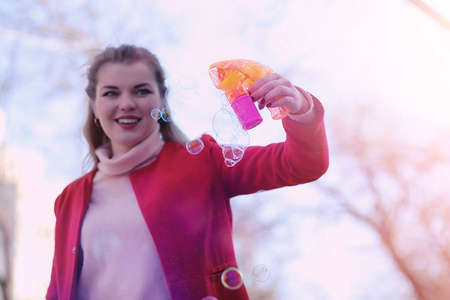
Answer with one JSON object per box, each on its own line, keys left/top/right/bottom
{"left": 209, "top": 59, "right": 290, "bottom": 130}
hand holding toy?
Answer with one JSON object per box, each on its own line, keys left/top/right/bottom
{"left": 209, "top": 59, "right": 290, "bottom": 130}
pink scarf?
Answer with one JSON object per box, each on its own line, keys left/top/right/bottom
{"left": 95, "top": 125, "right": 165, "bottom": 175}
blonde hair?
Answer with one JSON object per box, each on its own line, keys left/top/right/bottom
{"left": 83, "top": 45, "right": 187, "bottom": 169}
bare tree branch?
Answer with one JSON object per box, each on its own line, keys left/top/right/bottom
{"left": 317, "top": 96, "right": 450, "bottom": 299}
{"left": 408, "top": 0, "right": 450, "bottom": 31}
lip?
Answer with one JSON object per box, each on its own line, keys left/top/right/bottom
{"left": 115, "top": 116, "right": 141, "bottom": 129}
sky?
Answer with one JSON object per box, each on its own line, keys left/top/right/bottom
{"left": 1, "top": 0, "right": 450, "bottom": 299}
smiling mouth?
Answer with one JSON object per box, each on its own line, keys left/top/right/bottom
{"left": 116, "top": 118, "right": 140, "bottom": 124}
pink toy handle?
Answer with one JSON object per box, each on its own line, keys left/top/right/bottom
{"left": 268, "top": 106, "right": 290, "bottom": 120}
{"left": 230, "top": 95, "right": 263, "bottom": 130}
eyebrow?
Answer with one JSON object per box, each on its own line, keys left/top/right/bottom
{"left": 134, "top": 83, "right": 153, "bottom": 89}
{"left": 100, "top": 83, "right": 153, "bottom": 90}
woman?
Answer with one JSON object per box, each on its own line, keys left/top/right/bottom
{"left": 46, "top": 44, "right": 329, "bottom": 300}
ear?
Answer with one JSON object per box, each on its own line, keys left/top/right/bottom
{"left": 160, "top": 96, "right": 167, "bottom": 110}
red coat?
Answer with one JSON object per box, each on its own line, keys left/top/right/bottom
{"left": 46, "top": 98, "right": 328, "bottom": 300}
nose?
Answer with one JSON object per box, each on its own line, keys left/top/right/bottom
{"left": 118, "top": 93, "right": 136, "bottom": 111}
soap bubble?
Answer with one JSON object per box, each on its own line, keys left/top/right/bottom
{"left": 201, "top": 297, "right": 218, "bottom": 300}
{"left": 221, "top": 267, "right": 244, "bottom": 290}
{"left": 252, "top": 264, "right": 271, "bottom": 282}
{"left": 151, "top": 108, "right": 162, "bottom": 120}
{"left": 161, "top": 107, "right": 172, "bottom": 122}
{"left": 178, "top": 73, "right": 198, "bottom": 90}
{"left": 222, "top": 144, "right": 246, "bottom": 167}
{"left": 212, "top": 107, "right": 240, "bottom": 142}
{"left": 186, "top": 138, "right": 204, "bottom": 155}
{"left": 212, "top": 107, "right": 250, "bottom": 167}
{"left": 178, "top": 73, "right": 197, "bottom": 90}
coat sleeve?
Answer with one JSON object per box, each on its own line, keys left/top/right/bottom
{"left": 211, "top": 94, "right": 329, "bottom": 198}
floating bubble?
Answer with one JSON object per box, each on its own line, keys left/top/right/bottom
{"left": 224, "top": 160, "right": 236, "bottom": 168}
{"left": 212, "top": 107, "right": 241, "bottom": 142}
{"left": 178, "top": 73, "right": 197, "bottom": 90}
{"left": 252, "top": 264, "right": 271, "bottom": 282}
{"left": 195, "top": 84, "right": 217, "bottom": 102}
{"left": 222, "top": 144, "right": 246, "bottom": 167}
{"left": 186, "top": 138, "right": 204, "bottom": 155}
{"left": 169, "top": 100, "right": 189, "bottom": 118}
{"left": 201, "top": 297, "right": 218, "bottom": 300}
{"left": 221, "top": 267, "right": 244, "bottom": 290}
{"left": 212, "top": 107, "right": 250, "bottom": 167}
{"left": 151, "top": 108, "right": 162, "bottom": 120}
{"left": 161, "top": 107, "right": 172, "bottom": 122}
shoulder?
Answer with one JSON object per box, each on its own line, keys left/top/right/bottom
{"left": 163, "top": 134, "right": 221, "bottom": 157}
{"left": 62, "top": 168, "right": 97, "bottom": 194}
{"left": 131, "top": 136, "right": 224, "bottom": 188}
{"left": 152, "top": 135, "right": 223, "bottom": 171}
{"left": 54, "top": 169, "right": 97, "bottom": 214}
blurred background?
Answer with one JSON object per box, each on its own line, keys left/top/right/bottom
{"left": 1, "top": 0, "right": 450, "bottom": 299}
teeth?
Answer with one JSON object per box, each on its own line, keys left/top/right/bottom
{"left": 118, "top": 119, "right": 138, "bottom": 124}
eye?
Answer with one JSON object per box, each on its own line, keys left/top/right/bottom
{"left": 136, "top": 89, "right": 152, "bottom": 96}
{"left": 102, "top": 91, "right": 118, "bottom": 97}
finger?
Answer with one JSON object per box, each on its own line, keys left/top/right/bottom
{"left": 265, "top": 96, "right": 299, "bottom": 112}
{"left": 258, "top": 84, "right": 296, "bottom": 110}
{"left": 263, "top": 85, "right": 294, "bottom": 102}
{"left": 264, "top": 86, "right": 302, "bottom": 113}
{"left": 248, "top": 73, "right": 281, "bottom": 98}
{"left": 250, "top": 79, "right": 289, "bottom": 103}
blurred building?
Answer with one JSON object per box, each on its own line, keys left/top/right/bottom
{"left": 0, "top": 108, "right": 16, "bottom": 300}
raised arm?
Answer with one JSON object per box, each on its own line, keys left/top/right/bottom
{"left": 217, "top": 74, "right": 329, "bottom": 197}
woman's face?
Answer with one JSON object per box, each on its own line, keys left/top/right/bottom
{"left": 92, "top": 61, "right": 162, "bottom": 156}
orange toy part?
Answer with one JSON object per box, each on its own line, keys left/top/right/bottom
{"left": 209, "top": 59, "right": 273, "bottom": 103}
{"left": 209, "top": 59, "right": 290, "bottom": 120}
